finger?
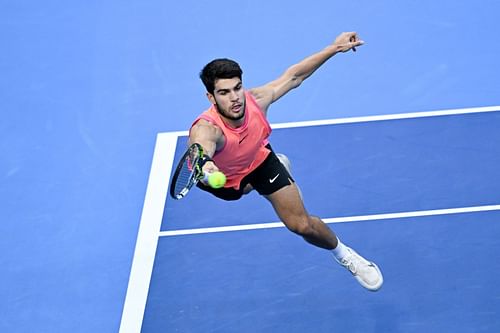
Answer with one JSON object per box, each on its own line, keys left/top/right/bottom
{"left": 349, "top": 34, "right": 357, "bottom": 52}
{"left": 202, "top": 162, "right": 215, "bottom": 173}
{"left": 352, "top": 40, "right": 364, "bottom": 52}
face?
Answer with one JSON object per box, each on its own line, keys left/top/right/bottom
{"left": 207, "top": 77, "right": 246, "bottom": 125}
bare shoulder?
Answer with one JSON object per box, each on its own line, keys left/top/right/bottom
{"left": 190, "top": 118, "right": 222, "bottom": 138}
{"left": 248, "top": 86, "right": 274, "bottom": 115}
{"left": 189, "top": 118, "right": 225, "bottom": 153}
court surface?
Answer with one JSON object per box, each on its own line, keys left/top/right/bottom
{"left": 121, "top": 107, "right": 500, "bottom": 332}
{"left": 2, "top": 1, "right": 500, "bottom": 332}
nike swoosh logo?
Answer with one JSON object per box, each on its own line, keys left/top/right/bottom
{"left": 239, "top": 135, "right": 248, "bottom": 144}
{"left": 269, "top": 174, "right": 280, "bottom": 183}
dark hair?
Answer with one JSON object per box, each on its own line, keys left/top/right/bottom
{"left": 199, "top": 58, "right": 243, "bottom": 93}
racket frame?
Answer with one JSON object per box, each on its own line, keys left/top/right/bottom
{"left": 169, "top": 143, "right": 209, "bottom": 200}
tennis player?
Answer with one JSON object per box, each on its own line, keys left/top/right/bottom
{"left": 188, "top": 32, "right": 383, "bottom": 291}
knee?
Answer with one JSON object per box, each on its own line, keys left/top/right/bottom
{"left": 285, "top": 215, "right": 314, "bottom": 236}
{"left": 242, "top": 184, "right": 253, "bottom": 195}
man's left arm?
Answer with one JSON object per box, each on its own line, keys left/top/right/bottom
{"left": 251, "top": 32, "right": 364, "bottom": 114}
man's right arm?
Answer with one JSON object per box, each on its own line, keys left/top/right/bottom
{"left": 189, "top": 119, "right": 224, "bottom": 173}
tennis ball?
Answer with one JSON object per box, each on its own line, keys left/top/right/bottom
{"left": 208, "top": 171, "right": 226, "bottom": 189}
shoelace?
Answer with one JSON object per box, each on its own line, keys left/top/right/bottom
{"left": 340, "top": 256, "right": 358, "bottom": 275}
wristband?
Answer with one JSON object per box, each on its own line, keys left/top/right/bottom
{"left": 200, "top": 154, "right": 213, "bottom": 167}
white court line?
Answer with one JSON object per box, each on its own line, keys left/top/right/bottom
{"left": 271, "top": 105, "right": 500, "bottom": 129}
{"left": 159, "top": 204, "right": 500, "bottom": 237}
{"left": 119, "top": 105, "right": 500, "bottom": 333}
{"left": 166, "top": 105, "right": 500, "bottom": 137}
{"left": 119, "top": 133, "right": 178, "bottom": 333}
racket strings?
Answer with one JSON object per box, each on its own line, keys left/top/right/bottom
{"left": 172, "top": 145, "right": 203, "bottom": 198}
{"left": 175, "top": 159, "right": 197, "bottom": 193}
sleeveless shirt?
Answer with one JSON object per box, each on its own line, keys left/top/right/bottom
{"left": 191, "top": 91, "right": 272, "bottom": 190}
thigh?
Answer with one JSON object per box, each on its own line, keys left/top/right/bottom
{"left": 264, "top": 182, "right": 308, "bottom": 228}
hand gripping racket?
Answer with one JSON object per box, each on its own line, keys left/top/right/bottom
{"left": 169, "top": 143, "right": 210, "bottom": 200}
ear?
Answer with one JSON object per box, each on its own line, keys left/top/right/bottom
{"left": 206, "top": 92, "right": 216, "bottom": 105}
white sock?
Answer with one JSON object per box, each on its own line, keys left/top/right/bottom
{"left": 331, "top": 238, "right": 349, "bottom": 261}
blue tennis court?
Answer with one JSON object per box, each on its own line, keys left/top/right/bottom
{"left": 2, "top": 1, "right": 500, "bottom": 332}
{"left": 121, "top": 108, "right": 500, "bottom": 332}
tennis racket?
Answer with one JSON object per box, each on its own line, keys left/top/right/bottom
{"left": 170, "top": 143, "right": 210, "bottom": 200}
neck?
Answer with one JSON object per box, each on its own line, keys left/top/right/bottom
{"left": 221, "top": 115, "right": 245, "bottom": 128}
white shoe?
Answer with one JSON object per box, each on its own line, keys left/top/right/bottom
{"left": 336, "top": 247, "right": 383, "bottom": 291}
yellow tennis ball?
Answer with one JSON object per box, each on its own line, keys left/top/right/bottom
{"left": 208, "top": 171, "right": 226, "bottom": 189}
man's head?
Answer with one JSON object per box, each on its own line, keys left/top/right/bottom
{"left": 200, "top": 59, "right": 246, "bottom": 124}
{"left": 200, "top": 58, "right": 243, "bottom": 94}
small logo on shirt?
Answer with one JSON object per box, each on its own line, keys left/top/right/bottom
{"left": 239, "top": 135, "right": 248, "bottom": 144}
{"left": 269, "top": 174, "right": 280, "bottom": 183}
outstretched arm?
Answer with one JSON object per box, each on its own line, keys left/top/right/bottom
{"left": 189, "top": 119, "right": 224, "bottom": 175}
{"left": 250, "top": 32, "right": 364, "bottom": 114}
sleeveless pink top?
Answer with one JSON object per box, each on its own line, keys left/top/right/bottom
{"left": 191, "top": 92, "right": 272, "bottom": 189}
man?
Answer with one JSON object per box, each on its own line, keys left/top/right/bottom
{"left": 189, "top": 32, "right": 383, "bottom": 291}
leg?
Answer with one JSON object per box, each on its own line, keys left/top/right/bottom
{"left": 265, "top": 181, "right": 383, "bottom": 291}
{"left": 264, "top": 183, "right": 337, "bottom": 250}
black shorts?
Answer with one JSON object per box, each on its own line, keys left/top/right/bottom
{"left": 197, "top": 145, "right": 294, "bottom": 201}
